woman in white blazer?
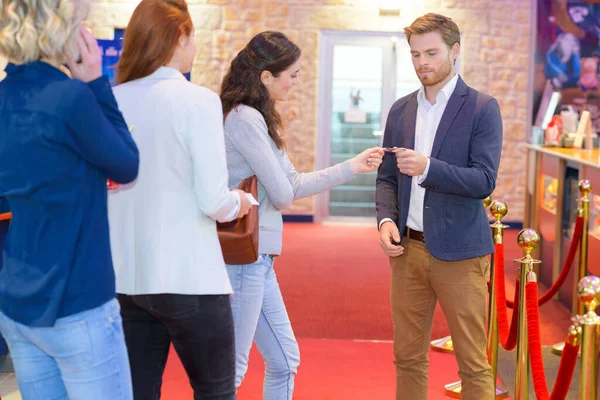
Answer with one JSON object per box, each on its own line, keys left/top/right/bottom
{"left": 107, "top": 0, "right": 251, "bottom": 398}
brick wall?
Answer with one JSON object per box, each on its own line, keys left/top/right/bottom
{"left": 6, "top": 0, "right": 535, "bottom": 221}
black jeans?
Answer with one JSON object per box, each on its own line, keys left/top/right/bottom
{"left": 118, "top": 293, "right": 235, "bottom": 400}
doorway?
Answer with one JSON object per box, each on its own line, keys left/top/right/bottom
{"left": 315, "top": 31, "right": 422, "bottom": 222}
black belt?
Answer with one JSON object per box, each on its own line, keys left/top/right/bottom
{"left": 407, "top": 228, "right": 424, "bottom": 242}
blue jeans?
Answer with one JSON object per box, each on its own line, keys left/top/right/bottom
{"left": 227, "top": 255, "right": 300, "bottom": 400}
{"left": 0, "top": 298, "right": 132, "bottom": 400}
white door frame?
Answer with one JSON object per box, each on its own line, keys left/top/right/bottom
{"left": 315, "top": 30, "right": 403, "bottom": 222}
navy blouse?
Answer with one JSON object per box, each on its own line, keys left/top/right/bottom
{"left": 0, "top": 62, "right": 139, "bottom": 326}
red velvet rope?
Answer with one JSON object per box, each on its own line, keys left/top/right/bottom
{"left": 526, "top": 282, "right": 580, "bottom": 400}
{"left": 494, "top": 243, "right": 519, "bottom": 350}
{"left": 507, "top": 215, "right": 584, "bottom": 308}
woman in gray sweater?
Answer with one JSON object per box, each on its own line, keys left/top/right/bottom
{"left": 220, "top": 31, "right": 383, "bottom": 399}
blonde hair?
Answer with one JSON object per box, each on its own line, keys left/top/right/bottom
{"left": 0, "top": 0, "right": 90, "bottom": 64}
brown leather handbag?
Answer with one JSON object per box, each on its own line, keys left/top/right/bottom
{"left": 217, "top": 175, "right": 259, "bottom": 265}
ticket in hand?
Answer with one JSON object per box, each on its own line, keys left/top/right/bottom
{"left": 382, "top": 147, "right": 407, "bottom": 153}
{"left": 246, "top": 193, "right": 259, "bottom": 206}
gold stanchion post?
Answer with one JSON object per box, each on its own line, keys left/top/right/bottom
{"left": 576, "top": 276, "right": 600, "bottom": 400}
{"left": 444, "top": 198, "right": 509, "bottom": 398}
{"left": 553, "top": 179, "right": 592, "bottom": 355}
{"left": 488, "top": 201, "right": 509, "bottom": 398}
{"left": 575, "top": 181, "right": 592, "bottom": 316}
{"left": 514, "top": 229, "right": 541, "bottom": 400}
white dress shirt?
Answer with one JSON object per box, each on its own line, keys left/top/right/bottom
{"left": 108, "top": 67, "right": 239, "bottom": 295}
{"left": 380, "top": 74, "right": 459, "bottom": 232}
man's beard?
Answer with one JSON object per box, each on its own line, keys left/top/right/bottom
{"left": 417, "top": 58, "right": 453, "bottom": 87}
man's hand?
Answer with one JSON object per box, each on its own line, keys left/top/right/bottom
{"left": 379, "top": 221, "right": 404, "bottom": 258}
{"left": 396, "top": 149, "right": 428, "bottom": 177}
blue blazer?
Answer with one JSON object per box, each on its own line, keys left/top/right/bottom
{"left": 376, "top": 76, "right": 503, "bottom": 261}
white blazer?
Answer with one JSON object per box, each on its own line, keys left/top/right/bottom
{"left": 109, "top": 67, "right": 238, "bottom": 295}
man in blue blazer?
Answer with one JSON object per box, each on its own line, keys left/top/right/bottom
{"left": 376, "top": 13, "right": 503, "bottom": 400}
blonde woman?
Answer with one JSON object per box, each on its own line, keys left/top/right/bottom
{"left": 0, "top": 1, "right": 138, "bottom": 399}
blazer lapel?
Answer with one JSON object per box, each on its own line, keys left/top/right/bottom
{"left": 401, "top": 93, "right": 418, "bottom": 198}
{"left": 429, "top": 77, "right": 467, "bottom": 159}
{"left": 403, "top": 93, "right": 418, "bottom": 151}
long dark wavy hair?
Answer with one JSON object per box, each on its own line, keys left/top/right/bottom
{"left": 221, "top": 31, "right": 301, "bottom": 149}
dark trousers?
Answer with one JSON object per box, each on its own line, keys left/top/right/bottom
{"left": 118, "top": 293, "right": 236, "bottom": 400}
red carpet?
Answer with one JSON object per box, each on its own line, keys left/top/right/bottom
{"left": 275, "top": 223, "right": 570, "bottom": 345}
{"left": 163, "top": 339, "right": 471, "bottom": 400}
{"left": 161, "top": 223, "right": 571, "bottom": 399}
{"left": 273, "top": 223, "right": 440, "bottom": 340}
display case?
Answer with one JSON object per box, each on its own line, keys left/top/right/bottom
{"left": 591, "top": 195, "right": 600, "bottom": 240}
{"left": 525, "top": 145, "right": 600, "bottom": 310}
{"left": 535, "top": 152, "right": 562, "bottom": 290}
{"left": 559, "top": 166, "right": 581, "bottom": 308}
{"left": 542, "top": 175, "right": 558, "bottom": 213}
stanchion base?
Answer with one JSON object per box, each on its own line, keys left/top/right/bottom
{"left": 444, "top": 381, "right": 509, "bottom": 398}
{"left": 552, "top": 342, "right": 581, "bottom": 357}
{"left": 430, "top": 336, "right": 454, "bottom": 354}
{"left": 552, "top": 342, "right": 565, "bottom": 355}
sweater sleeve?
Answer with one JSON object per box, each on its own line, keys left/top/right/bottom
{"left": 281, "top": 152, "right": 355, "bottom": 200}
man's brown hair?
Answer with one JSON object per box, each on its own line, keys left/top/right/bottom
{"left": 404, "top": 13, "right": 460, "bottom": 48}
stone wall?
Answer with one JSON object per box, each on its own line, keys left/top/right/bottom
{"left": 88, "top": 0, "right": 534, "bottom": 220}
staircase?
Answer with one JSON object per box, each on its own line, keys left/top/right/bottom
{"left": 329, "top": 112, "right": 381, "bottom": 218}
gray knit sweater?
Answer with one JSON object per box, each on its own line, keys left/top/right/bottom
{"left": 223, "top": 104, "right": 355, "bottom": 255}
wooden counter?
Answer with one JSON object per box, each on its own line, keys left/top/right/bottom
{"left": 525, "top": 146, "right": 600, "bottom": 168}
{"left": 524, "top": 145, "right": 600, "bottom": 311}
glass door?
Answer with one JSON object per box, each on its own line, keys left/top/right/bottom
{"left": 329, "top": 43, "right": 385, "bottom": 218}
{"left": 315, "top": 31, "right": 421, "bottom": 221}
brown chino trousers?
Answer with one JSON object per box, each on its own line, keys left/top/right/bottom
{"left": 390, "top": 235, "right": 494, "bottom": 400}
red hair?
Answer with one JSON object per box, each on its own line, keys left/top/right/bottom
{"left": 116, "top": 0, "right": 192, "bottom": 84}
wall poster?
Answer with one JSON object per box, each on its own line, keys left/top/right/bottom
{"left": 534, "top": 0, "right": 600, "bottom": 133}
